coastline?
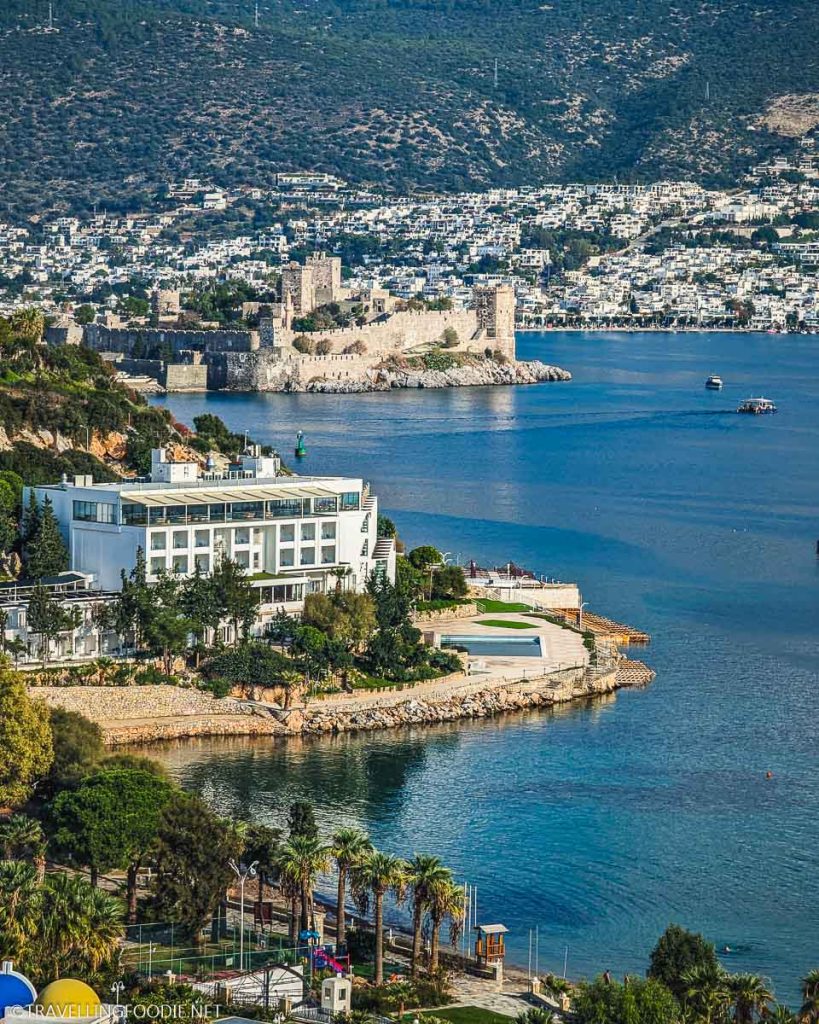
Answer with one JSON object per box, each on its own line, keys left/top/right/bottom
{"left": 28, "top": 660, "right": 652, "bottom": 747}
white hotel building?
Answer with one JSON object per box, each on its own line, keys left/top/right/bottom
{"left": 27, "top": 449, "right": 396, "bottom": 631}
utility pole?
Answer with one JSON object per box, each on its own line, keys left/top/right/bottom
{"left": 229, "top": 858, "right": 258, "bottom": 972}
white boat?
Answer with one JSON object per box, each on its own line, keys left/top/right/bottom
{"left": 737, "top": 397, "right": 777, "bottom": 414}
{"left": 705, "top": 375, "right": 724, "bottom": 389}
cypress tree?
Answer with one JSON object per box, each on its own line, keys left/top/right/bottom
{"left": 25, "top": 496, "right": 69, "bottom": 579}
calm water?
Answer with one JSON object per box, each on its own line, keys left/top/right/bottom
{"left": 153, "top": 332, "right": 819, "bottom": 1002}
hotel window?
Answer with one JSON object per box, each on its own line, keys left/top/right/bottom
{"left": 150, "top": 533, "right": 166, "bottom": 551}
{"left": 194, "top": 530, "right": 210, "bottom": 548}
{"left": 229, "top": 501, "right": 264, "bottom": 521}
{"left": 235, "top": 550, "right": 250, "bottom": 569}
{"left": 280, "top": 524, "right": 295, "bottom": 543}
{"left": 313, "top": 496, "right": 338, "bottom": 515}
{"left": 234, "top": 527, "right": 250, "bottom": 546}
{"left": 321, "top": 545, "right": 336, "bottom": 565}
{"left": 253, "top": 527, "right": 264, "bottom": 543}
{"left": 321, "top": 522, "right": 336, "bottom": 540}
{"left": 150, "top": 556, "right": 166, "bottom": 574}
{"left": 252, "top": 552, "right": 261, "bottom": 569}
{"left": 188, "top": 503, "right": 210, "bottom": 524}
{"left": 73, "top": 500, "right": 116, "bottom": 524}
{"left": 361, "top": 539, "right": 369, "bottom": 557}
{"left": 194, "top": 553, "right": 210, "bottom": 573}
{"left": 209, "top": 503, "right": 226, "bottom": 522}
{"left": 172, "top": 530, "right": 188, "bottom": 550}
{"left": 172, "top": 555, "right": 189, "bottom": 574}
{"left": 122, "top": 503, "right": 148, "bottom": 526}
{"left": 300, "top": 547, "right": 316, "bottom": 566}
{"left": 267, "top": 498, "right": 305, "bottom": 519}
{"left": 341, "top": 491, "right": 360, "bottom": 511}
{"left": 279, "top": 548, "right": 295, "bottom": 567}
{"left": 301, "top": 523, "right": 316, "bottom": 542}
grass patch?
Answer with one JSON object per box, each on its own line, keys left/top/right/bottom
{"left": 474, "top": 599, "right": 532, "bottom": 613}
{"left": 477, "top": 619, "right": 538, "bottom": 629}
{"left": 424, "top": 1008, "right": 515, "bottom": 1024}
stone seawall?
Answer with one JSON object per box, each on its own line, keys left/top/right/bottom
{"left": 29, "top": 666, "right": 624, "bottom": 746}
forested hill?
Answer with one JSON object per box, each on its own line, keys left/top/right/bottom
{"left": 1, "top": 0, "right": 818, "bottom": 216}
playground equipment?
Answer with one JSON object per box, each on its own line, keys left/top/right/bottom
{"left": 312, "top": 947, "right": 349, "bottom": 975}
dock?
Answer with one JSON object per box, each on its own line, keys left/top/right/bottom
{"left": 616, "top": 659, "right": 656, "bottom": 687}
{"left": 578, "top": 611, "right": 651, "bottom": 645}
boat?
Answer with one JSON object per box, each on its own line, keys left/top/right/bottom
{"left": 705, "top": 375, "right": 724, "bottom": 390}
{"left": 737, "top": 397, "right": 777, "bottom": 415}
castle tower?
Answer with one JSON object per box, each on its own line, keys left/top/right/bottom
{"left": 281, "top": 262, "right": 315, "bottom": 315}
{"left": 474, "top": 284, "right": 516, "bottom": 360}
{"left": 151, "top": 288, "right": 181, "bottom": 321}
{"left": 307, "top": 252, "right": 342, "bottom": 306}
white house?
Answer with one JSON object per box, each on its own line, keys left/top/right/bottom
{"left": 26, "top": 448, "right": 396, "bottom": 632}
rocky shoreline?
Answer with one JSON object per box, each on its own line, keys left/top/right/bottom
{"left": 297, "top": 359, "right": 570, "bottom": 394}
{"left": 29, "top": 662, "right": 641, "bottom": 747}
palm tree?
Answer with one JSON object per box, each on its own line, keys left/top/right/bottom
{"left": 515, "top": 1010, "right": 555, "bottom": 1024}
{"left": 276, "top": 835, "right": 330, "bottom": 936}
{"left": 728, "top": 973, "right": 772, "bottom": 1024}
{"left": 329, "top": 827, "right": 372, "bottom": 951}
{"left": 764, "top": 1006, "right": 796, "bottom": 1024}
{"left": 427, "top": 877, "right": 465, "bottom": 972}
{"left": 681, "top": 964, "right": 730, "bottom": 1024}
{"left": 0, "top": 860, "right": 41, "bottom": 963}
{"left": 0, "top": 815, "right": 47, "bottom": 880}
{"left": 352, "top": 850, "right": 409, "bottom": 985}
{"left": 38, "top": 872, "right": 123, "bottom": 981}
{"left": 801, "top": 970, "right": 819, "bottom": 1024}
{"left": 407, "top": 854, "right": 452, "bottom": 977}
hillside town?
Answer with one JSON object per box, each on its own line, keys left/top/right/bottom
{"left": 2, "top": 138, "right": 819, "bottom": 333}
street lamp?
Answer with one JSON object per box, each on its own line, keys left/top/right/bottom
{"left": 110, "top": 982, "right": 125, "bottom": 1007}
{"left": 229, "top": 858, "right": 258, "bottom": 972}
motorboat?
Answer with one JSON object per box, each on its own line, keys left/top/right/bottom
{"left": 705, "top": 375, "right": 724, "bottom": 389}
{"left": 737, "top": 397, "right": 777, "bottom": 414}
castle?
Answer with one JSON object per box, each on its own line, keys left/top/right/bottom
{"left": 54, "top": 255, "right": 517, "bottom": 392}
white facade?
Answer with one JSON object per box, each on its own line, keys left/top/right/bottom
{"left": 28, "top": 450, "right": 396, "bottom": 629}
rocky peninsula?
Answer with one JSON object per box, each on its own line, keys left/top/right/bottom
{"left": 303, "top": 358, "right": 571, "bottom": 393}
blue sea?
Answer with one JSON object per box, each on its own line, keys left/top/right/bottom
{"left": 153, "top": 331, "right": 819, "bottom": 1003}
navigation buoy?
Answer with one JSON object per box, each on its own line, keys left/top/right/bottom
{"left": 295, "top": 430, "right": 307, "bottom": 458}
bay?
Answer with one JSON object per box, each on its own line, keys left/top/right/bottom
{"left": 152, "top": 331, "right": 819, "bottom": 1002}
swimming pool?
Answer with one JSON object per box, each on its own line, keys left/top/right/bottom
{"left": 440, "top": 634, "right": 543, "bottom": 658}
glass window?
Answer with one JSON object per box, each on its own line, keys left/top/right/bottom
{"left": 194, "top": 530, "right": 210, "bottom": 548}
{"left": 361, "top": 539, "right": 369, "bottom": 557}
{"left": 234, "top": 527, "right": 250, "bottom": 546}
{"left": 172, "top": 530, "right": 188, "bottom": 550}
{"left": 279, "top": 548, "right": 295, "bottom": 567}
{"left": 172, "top": 555, "right": 189, "bottom": 574}
{"left": 194, "top": 553, "right": 210, "bottom": 573}
{"left": 73, "top": 500, "right": 116, "bottom": 523}
{"left": 167, "top": 505, "right": 187, "bottom": 524}
{"left": 253, "top": 527, "right": 264, "bottom": 542}
{"left": 301, "top": 523, "right": 316, "bottom": 541}
{"left": 188, "top": 504, "right": 210, "bottom": 523}
{"left": 229, "top": 501, "right": 264, "bottom": 521}
{"left": 280, "top": 524, "right": 295, "bottom": 542}
{"left": 149, "top": 556, "right": 166, "bottom": 574}
{"left": 321, "top": 522, "right": 336, "bottom": 540}
{"left": 253, "top": 552, "right": 261, "bottom": 569}
{"left": 150, "top": 532, "right": 166, "bottom": 551}
{"left": 209, "top": 503, "right": 226, "bottom": 523}
{"left": 122, "top": 503, "right": 148, "bottom": 526}
{"left": 341, "top": 491, "right": 360, "bottom": 511}
{"left": 313, "top": 496, "right": 338, "bottom": 515}
{"left": 235, "top": 550, "right": 250, "bottom": 569}
{"left": 300, "top": 547, "right": 316, "bottom": 566}
{"left": 149, "top": 507, "right": 170, "bottom": 526}
{"left": 267, "top": 498, "right": 304, "bottom": 519}
{"left": 321, "top": 545, "right": 336, "bottom": 564}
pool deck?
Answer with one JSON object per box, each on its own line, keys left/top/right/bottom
{"left": 432, "top": 611, "right": 589, "bottom": 683}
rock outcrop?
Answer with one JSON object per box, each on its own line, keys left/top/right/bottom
{"left": 305, "top": 359, "right": 571, "bottom": 394}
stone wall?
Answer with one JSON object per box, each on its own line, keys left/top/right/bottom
{"left": 84, "top": 324, "right": 260, "bottom": 357}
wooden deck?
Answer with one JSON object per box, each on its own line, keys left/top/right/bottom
{"left": 616, "top": 659, "right": 656, "bottom": 687}
{"left": 580, "top": 611, "right": 651, "bottom": 645}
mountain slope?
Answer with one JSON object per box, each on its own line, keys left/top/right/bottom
{"left": 1, "top": 0, "right": 818, "bottom": 216}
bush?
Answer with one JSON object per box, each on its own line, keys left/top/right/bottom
{"left": 293, "top": 334, "right": 316, "bottom": 354}
{"left": 441, "top": 326, "right": 459, "bottom": 348}
{"left": 199, "top": 676, "right": 232, "bottom": 699}
{"left": 316, "top": 338, "right": 333, "bottom": 355}
{"left": 344, "top": 339, "right": 367, "bottom": 355}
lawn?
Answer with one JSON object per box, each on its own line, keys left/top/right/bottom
{"left": 474, "top": 599, "right": 533, "bottom": 613}
{"left": 423, "top": 1007, "right": 515, "bottom": 1024}
{"left": 477, "top": 619, "right": 538, "bottom": 629}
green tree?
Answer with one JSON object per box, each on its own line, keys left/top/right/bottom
{"left": 210, "top": 556, "right": 260, "bottom": 642}
{"left": 426, "top": 876, "right": 464, "bottom": 972}
{"left": 329, "top": 827, "right": 373, "bottom": 950}
{"left": 727, "top": 973, "right": 772, "bottom": 1024}
{"left": 276, "top": 834, "right": 330, "bottom": 934}
{"left": 0, "top": 860, "right": 41, "bottom": 966}
{"left": 288, "top": 800, "right": 318, "bottom": 840}
{"left": 407, "top": 854, "right": 452, "bottom": 977}
{"left": 74, "top": 304, "right": 97, "bottom": 325}
{"left": 353, "top": 850, "right": 409, "bottom": 984}
{"left": 242, "top": 822, "right": 281, "bottom": 904}
{"left": 408, "top": 545, "right": 442, "bottom": 571}
{"left": 0, "top": 669, "right": 53, "bottom": 808}
{"left": 441, "top": 326, "right": 459, "bottom": 348}
{"left": 680, "top": 963, "right": 730, "bottom": 1024}
{"left": 27, "top": 583, "right": 81, "bottom": 665}
{"left": 573, "top": 976, "right": 681, "bottom": 1024}
{"left": 151, "top": 791, "right": 241, "bottom": 948}
{"left": 0, "top": 814, "right": 47, "bottom": 879}
{"left": 44, "top": 707, "right": 104, "bottom": 795}
{"left": 50, "top": 768, "right": 174, "bottom": 919}
{"left": 23, "top": 496, "right": 69, "bottom": 579}
{"left": 431, "top": 564, "right": 468, "bottom": 600}
{"left": 801, "top": 970, "right": 819, "bottom": 1024}
{"left": 648, "top": 924, "right": 720, "bottom": 1003}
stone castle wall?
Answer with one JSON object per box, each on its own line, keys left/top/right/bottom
{"left": 84, "top": 324, "right": 261, "bottom": 357}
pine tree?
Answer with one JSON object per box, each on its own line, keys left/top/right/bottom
{"left": 24, "top": 496, "right": 68, "bottom": 580}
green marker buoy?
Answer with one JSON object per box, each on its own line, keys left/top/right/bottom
{"left": 295, "top": 430, "right": 307, "bottom": 458}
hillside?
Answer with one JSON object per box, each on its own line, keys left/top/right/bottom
{"left": 1, "top": 0, "right": 818, "bottom": 218}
